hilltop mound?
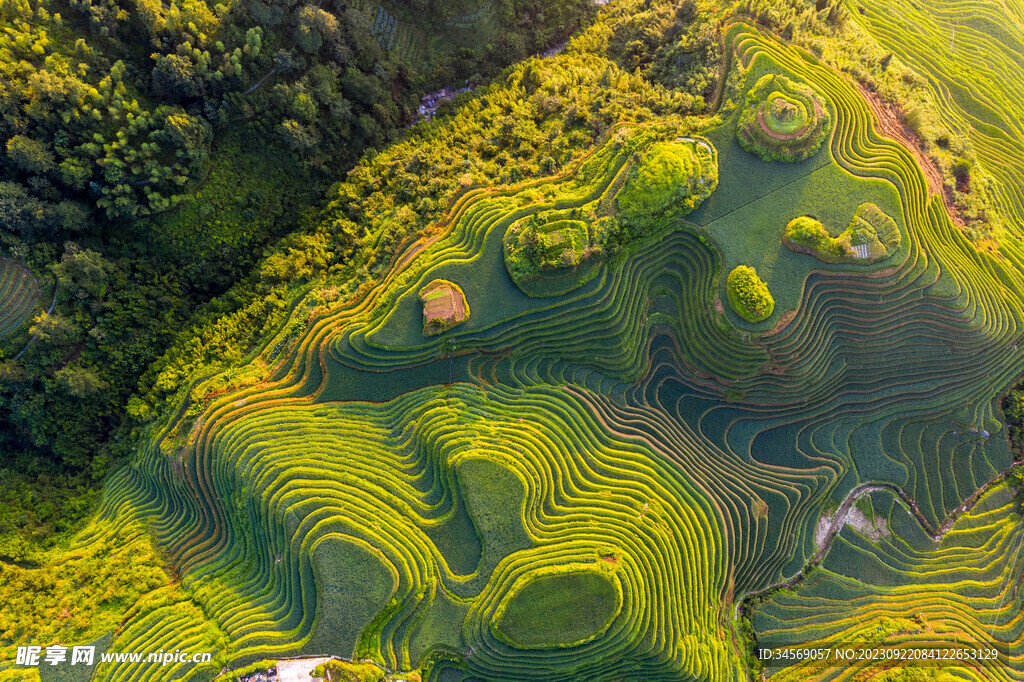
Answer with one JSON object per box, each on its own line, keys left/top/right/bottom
{"left": 726, "top": 265, "right": 774, "bottom": 322}
{"left": 503, "top": 215, "right": 617, "bottom": 295}
{"left": 617, "top": 139, "right": 718, "bottom": 230}
{"left": 419, "top": 279, "right": 469, "bottom": 336}
{"left": 737, "top": 74, "right": 832, "bottom": 162}
{"left": 504, "top": 135, "right": 718, "bottom": 296}
{"left": 783, "top": 204, "right": 901, "bottom": 263}
{"left": 505, "top": 218, "right": 592, "bottom": 279}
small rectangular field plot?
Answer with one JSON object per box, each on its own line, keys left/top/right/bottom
{"left": 373, "top": 6, "right": 398, "bottom": 51}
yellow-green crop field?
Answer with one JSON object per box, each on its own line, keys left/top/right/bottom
{"left": 7, "top": 6, "right": 1024, "bottom": 681}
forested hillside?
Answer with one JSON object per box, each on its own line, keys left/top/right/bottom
{"left": 0, "top": 0, "right": 593, "bottom": 560}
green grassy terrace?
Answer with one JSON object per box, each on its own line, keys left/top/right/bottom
{"left": 5, "top": 7, "right": 1024, "bottom": 682}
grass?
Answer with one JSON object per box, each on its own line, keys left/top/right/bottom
{"left": 699, "top": 156, "right": 905, "bottom": 329}
{"left": 492, "top": 567, "right": 621, "bottom": 648}
{"left": 306, "top": 535, "right": 398, "bottom": 659}
{"left": 764, "top": 92, "right": 810, "bottom": 135}
{"left": 455, "top": 455, "right": 533, "bottom": 572}
{"left": 688, "top": 49, "right": 908, "bottom": 329}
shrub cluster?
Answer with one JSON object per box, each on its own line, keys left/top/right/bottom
{"left": 783, "top": 203, "right": 900, "bottom": 263}
{"left": 726, "top": 265, "right": 775, "bottom": 322}
{"left": 617, "top": 139, "right": 718, "bottom": 233}
{"left": 504, "top": 218, "right": 592, "bottom": 285}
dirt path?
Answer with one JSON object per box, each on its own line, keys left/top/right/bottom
{"left": 856, "top": 83, "right": 964, "bottom": 226}
{"left": 735, "top": 463, "right": 1017, "bottom": 620}
{"left": 275, "top": 657, "right": 331, "bottom": 682}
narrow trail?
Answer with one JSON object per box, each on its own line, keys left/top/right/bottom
{"left": 735, "top": 462, "right": 1019, "bottom": 620}
{"left": 242, "top": 0, "right": 324, "bottom": 96}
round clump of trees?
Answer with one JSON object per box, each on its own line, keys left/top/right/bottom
{"left": 726, "top": 265, "right": 775, "bottom": 323}
{"left": 616, "top": 138, "right": 718, "bottom": 234}
{"left": 736, "top": 73, "right": 832, "bottom": 162}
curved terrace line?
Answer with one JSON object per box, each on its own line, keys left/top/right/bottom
{"left": 735, "top": 461, "right": 1021, "bottom": 621}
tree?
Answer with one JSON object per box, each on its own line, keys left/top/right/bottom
{"left": 159, "top": 110, "right": 213, "bottom": 162}
{"left": 278, "top": 119, "right": 318, "bottom": 152}
{"left": 293, "top": 8, "right": 340, "bottom": 54}
{"left": 5, "top": 136, "right": 56, "bottom": 175}
{"left": 56, "top": 364, "right": 108, "bottom": 398}
{"left": 151, "top": 54, "right": 203, "bottom": 102}
{"left": 28, "top": 312, "right": 79, "bottom": 346}
{"left": 52, "top": 201, "right": 90, "bottom": 232}
{"left": 52, "top": 243, "right": 112, "bottom": 300}
{"left": 274, "top": 49, "right": 300, "bottom": 75}
{"left": 292, "top": 92, "right": 318, "bottom": 122}
{"left": 0, "top": 181, "right": 52, "bottom": 237}
{"left": 59, "top": 157, "right": 92, "bottom": 190}
{"left": 0, "top": 361, "right": 28, "bottom": 383}
{"left": 953, "top": 157, "right": 972, "bottom": 188}
{"left": 247, "top": 0, "right": 298, "bottom": 27}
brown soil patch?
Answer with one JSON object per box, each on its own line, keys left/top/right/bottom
{"left": 421, "top": 281, "right": 466, "bottom": 326}
{"left": 764, "top": 309, "right": 797, "bottom": 336}
{"left": 424, "top": 288, "right": 457, "bottom": 321}
{"left": 600, "top": 553, "right": 620, "bottom": 566}
{"left": 856, "top": 83, "right": 965, "bottom": 227}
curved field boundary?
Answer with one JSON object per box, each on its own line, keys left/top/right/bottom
{"left": 68, "top": 21, "right": 1024, "bottom": 681}
{"left": 753, "top": 481, "right": 1024, "bottom": 680}
{"left": 849, "top": 0, "right": 1024, "bottom": 234}
{"left": 0, "top": 257, "right": 42, "bottom": 339}
{"left": 737, "top": 461, "right": 1018, "bottom": 619}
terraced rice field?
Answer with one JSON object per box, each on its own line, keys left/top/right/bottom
{"left": 849, "top": 0, "right": 1024, "bottom": 234}
{"left": 69, "top": 20, "right": 1024, "bottom": 681}
{"left": 0, "top": 258, "right": 41, "bottom": 338}
{"left": 754, "top": 482, "right": 1024, "bottom": 679}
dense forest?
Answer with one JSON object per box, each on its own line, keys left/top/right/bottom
{"left": 0, "top": 0, "right": 594, "bottom": 560}
{"left": 0, "top": 0, "right": 996, "bottom": 565}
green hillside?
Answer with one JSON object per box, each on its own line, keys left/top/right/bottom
{"left": 3, "top": 0, "right": 1024, "bottom": 681}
